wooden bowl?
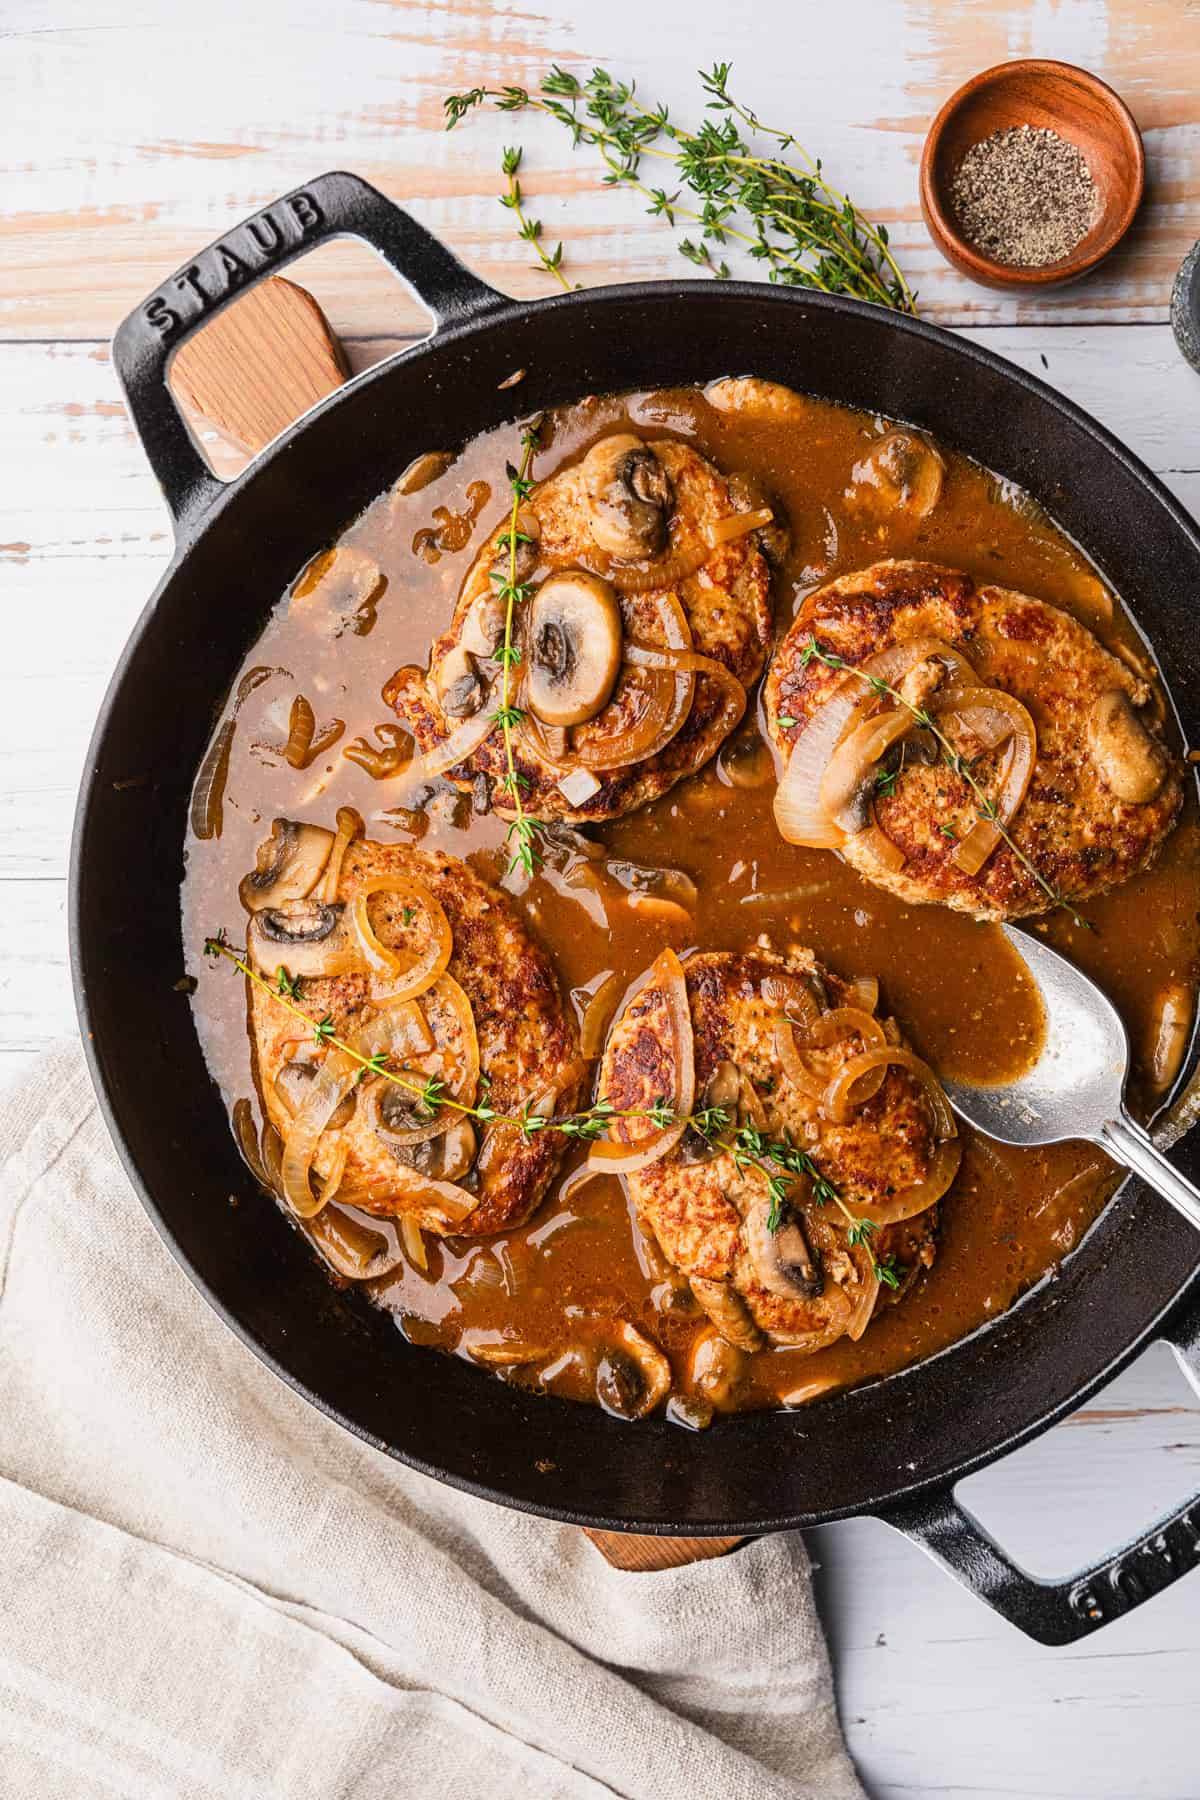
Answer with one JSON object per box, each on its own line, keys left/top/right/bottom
{"left": 920, "top": 59, "right": 1145, "bottom": 290}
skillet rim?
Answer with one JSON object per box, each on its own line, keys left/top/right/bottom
{"left": 71, "top": 275, "right": 1200, "bottom": 1534}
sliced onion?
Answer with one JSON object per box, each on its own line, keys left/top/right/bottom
{"left": 859, "top": 822, "right": 907, "bottom": 873}
{"left": 863, "top": 1135, "right": 963, "bottom": 1226}
{"left": 280, "top": 1050, "right": 359, "bottom": 1219}
{"left": 781, "top": 1006, "right": 888, "bottom": 1108}
{"left": 773, "top": 1019, "right": 824, "bottom": 1099}
{"left": 400, "top": 1215, "right": 429, "bottom": 1270}
{"left": 706, "top": 506, "right": 773, "bottom": 547}
{"left": 761, "top": 970, "right": 822, "bottom": 1031}
{"left": 579, "top": 971, "right": 625, "bottom": 1059}
{"left": 600, "top": 542, "right": 710, "bottom": 594}
{"left": 844, "top": 1250, "right": 881, "bottom": 1342}
{"left": 368, "top": 1161, "right": 481, "bottom": 1230}
{"left": 932, "top": 686, "right": 1036, "bottom": 876}
{"left": 845, "top": 974, "right": 879, "bottom": 1015}
{"left": 571, "top": 591, "right": 695, "bottom": 771}
{"left": 308, "top": 1204, "right": 401, "bottom": 1281}
{"left": 260, "top": 1121, "right": 284, "bottom": 1195}
{"left": 426, "top": 972, "right": 481, "bottom": 1107}
{"left": 319, "top": 1137, "right": 349, "bottom": 1205}
{"left": 808, "top": 1006, "right": 887, "bottom": 1052}
{"left": 284, "top": 695, "right": 316, "bottom": 769}
{"left": 588, "top": 947, "right": 695, "bottom": 1176}
{"left": 316, "top": 806, "right": 362, "bottom": 904}
{"left": 232, "top": 1097, "right": 270, "bottom": 1191}
{"left": 774, "top": 638, "right": 973, "bottom": 850}
{"left": 773, "top": 677, "right": 862, "bottom": 848}
{"left": 824, "top": 1045, "right": 957, "bottom": 1137}
{"left": 409, "top": 703, "right": 497, "bottom": 784}
{"left": 348, "top": 876, "right": 452, "bottom": 992}
{"left": 190, "top": 718, "right": 234, "bottom": 841}
{"left": 819, "top": 708, "right": 913, "bottom": 834}
{"left": 622, "top": 643, "right": 746, "bottom": 744}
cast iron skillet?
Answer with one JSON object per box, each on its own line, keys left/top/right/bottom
{"left": 74, "top": 173, "right": 1200, "bottom": 1644}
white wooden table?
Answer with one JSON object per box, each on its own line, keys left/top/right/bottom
{"left": 5, "top": 4, "right": 1200, "bottom": 1794}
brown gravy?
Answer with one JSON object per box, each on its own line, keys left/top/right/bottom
{"left": 182, "top": 383, "right": 1200, "bottom": 1419}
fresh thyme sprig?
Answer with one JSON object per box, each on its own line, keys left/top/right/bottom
{"left": 446, "top": 63, "right": 914, "bottom": 310}
{"left": 202, "top": 932, "right": 898, "bottom": 1284}
{"left": 798, "top": 637, "right": 1090, "bottom": 930}
{"left": 500, "top": 146, "right": 572, "bottom": 292}
{"left": 491, "top": 417, "right": 545, "bottom": 877}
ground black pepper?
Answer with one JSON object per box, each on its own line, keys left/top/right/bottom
{"left": 950, "top": 124, "right": 1098, "bottom": 267}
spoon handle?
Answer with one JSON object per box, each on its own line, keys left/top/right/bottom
{"left": 1100, "top": 1111, "right": 1200, "bottom": 1234}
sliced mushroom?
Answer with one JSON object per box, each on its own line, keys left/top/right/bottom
{"left": 744, "top": 1198, "right": 823, "bottom": 1300}
{"left": 1087, "top": 689, "right": 1169, "bottom": 803}
{"left": 247, "top": 898, "right": 357, "bottom": 977}
{"left": 275, "top": 1057, "right": 356, "bottom": 1129}
{"left": 431, "top": 1116, "right": 478, "bottom": 1182}
{"left": 851, "top": 430, "right": 945, "bottom": 519}
{"left": 582, "top": 434, "right": 674, "bottom": 559}
{"left": 594, "top": 1322, "right": 672, "bottom": 1419}
{"left": 1148, "top": 979, "right": 1193, "bottom": 1092}
{"left": 372, "top": 1074, "right": 443, "bottom": 1144}
{"left": 688, "top": 1276, "right": 765, "bottom": 1351}
{"left": 526, "top": 571, "right": 623, "bottom": 727}
{"left": 435, "top": 644, "right": 485, "bottom": 719}
{"left": 489, "top": 507, "right": 540, "bottom": 584}
{"left": 238, "top": 818, "right": 335, "bottom": 912}
{"left": 460, "top": 591, "right": 508, "bottom": 658}
{"left": 688, "top": 1328, "right": 747, "bottom": 1411}
{"left": 704, "top": 1058, "right": 741, "bottom": 1112}
{"left": 726, "top": 471, "right": 791, "bottom": 566}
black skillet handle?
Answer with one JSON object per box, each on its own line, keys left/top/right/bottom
{"left": 879, "top": 1284, "right": 1200, "bottom": 1645}
{"left": 112, "top": 170, "right": 507, "bottom": 538}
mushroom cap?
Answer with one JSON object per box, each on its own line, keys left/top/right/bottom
{"left": 525, "top": 570, "right": 624, "bottom": 728}
{"left": 582, "top": 433, "right": 674, "bottom": 559}
{"left": 1087, "top": 688, "right": 1169, "bottom": 803}
{"left": 238, "top": 818, "right": 334, "bottom": 912}
{"left": 850, "top": 430, "right": 945, "bottom": 519}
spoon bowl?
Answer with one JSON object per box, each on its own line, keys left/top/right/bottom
{"left": 946, "top": 926, "right": 1200, "bottom": 1232}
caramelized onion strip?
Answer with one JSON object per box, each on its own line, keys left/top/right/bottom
{"left": 824, "top": 1045, "right": 957, "bottom": 1140}
{"left": 570, "top": 591, "right": 695, "bottom": 771}
{"left": 845, "top": 1248, "right": 881, "bottom": 1342}
{"left": 308, "top": 1205, "right": 400, "bottom": 1281}
{"left": 819, "top": 709, "right": 912, "bottom": 834}
{"left": 349, "top": 876, "right": 452, "bottom": 993}
{"left": 280, "top": 1051, "right": 359, "bottom": 1219}
{"left": 931, "top": 686, "right": 1037, "bottom": 877}
{"left": 774, "top": 638, "right": 974, "bottom": 850}
{"left": 588, "top": 948, "right": 695, "bottom": 1176}
{"left": 846, "top": 1136, "right": 963, "bottom": 1227}
{"left": 411, "top": 704, "right": 498, "bottom": 783}
{"left": 316, "top": 806, "right": 362, "bottom": 904}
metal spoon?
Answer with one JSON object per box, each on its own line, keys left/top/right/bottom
{"left": 941, "top": 924, "right": 1200, "bottom": 1232}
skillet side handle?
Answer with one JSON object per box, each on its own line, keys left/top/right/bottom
{"left": 112, "top": 170, "right": 506, "bottom": 539}
{"left": 879, "top": 1484, "right": 1200, "bottom": 1645}
{"left": 881, "top": 1282, "right": 1200, "bottom": 1645}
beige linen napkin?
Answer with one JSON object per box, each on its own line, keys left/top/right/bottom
{"left": 0, "top": 1042, "right": 863, "bottom": 1800}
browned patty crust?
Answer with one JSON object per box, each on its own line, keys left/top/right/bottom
{"left": 250, "top": 839, "right": 580, "bottom": 1235}
{"left": 764, "top": 559, "right": 1182, "bottom": 919}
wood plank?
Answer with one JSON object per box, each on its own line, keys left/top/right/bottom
{"left": 2, "top": 0, "right": 1197, "bottom": 337}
